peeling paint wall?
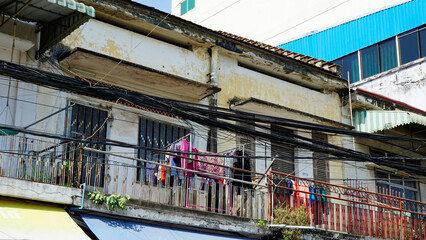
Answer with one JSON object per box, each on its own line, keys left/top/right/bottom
{"left": 216, "top": 54, "right": 343, "bottom": 122}
{"left": 0, "top": 22, "right": 37, "bottom": 127}
{"left": 354, "top": 58, "right": 426, "bottom": 112}
{"left": 62, "top": 19, "right": 210, "bottom": 84}
{"left": 6, "top": 12, "right": 351, "bottom": 201}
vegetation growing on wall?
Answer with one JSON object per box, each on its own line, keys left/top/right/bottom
{"left": 273, "top": 205, "right": 310, "bottom": 240}
{"left": 88, "top": 190, "right": 130, "bottom": 209}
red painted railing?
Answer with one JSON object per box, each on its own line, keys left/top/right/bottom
{"left": 269, "top": 171, "right": 426, "bottom": 239}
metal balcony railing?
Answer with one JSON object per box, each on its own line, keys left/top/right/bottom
{"left": 0, "top": 134, "right": 269, "bottom": 220}
{"left": 269, "top": 171, "right": 426, "bottom": 239}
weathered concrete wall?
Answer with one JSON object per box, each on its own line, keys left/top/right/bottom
{"left": 0, "top": 21, "right": 37, "bottom": 126}
{"left": 62, "top": 19, "right": 210, "bottom": 84}
{"left": 80, "top": 198, "right": 269, "bottom": 238}
{"left": 353, "top": 57, "right": 426, "bottom": 112}
{"left": 216, "top": 54, "right": 343, "bottom": 122}
{"left": 0, "top": 177, "right": 82, "bottom": 206}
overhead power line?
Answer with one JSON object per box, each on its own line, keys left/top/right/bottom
{"left": 1, "top": 60, "right": 426, "bottom": 175}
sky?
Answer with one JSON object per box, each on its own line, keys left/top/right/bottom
{"left": 133, "top": 0, "right": 171, "bottom": 13}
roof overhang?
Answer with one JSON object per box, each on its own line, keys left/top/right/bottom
{"left": 0, "top": 0, "right": 95, "bottom": 56}
{"left": 230, "top": 97, "right": 351, "bottom": 129}
{"left": 76, "top": 0, "right": 345, "bottom": 89}
{"left": 354, "top": 110, "right": 426, "bottom": 133}
{"left": 59, "top": 48, "right": 221, "bottom": 102}
{"left": 351, "top": 88, "right": 426, "bottom": 114}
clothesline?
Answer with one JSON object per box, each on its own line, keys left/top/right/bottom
{"left": 165, "top": 133, "right": 192, "bottom": 150}
{"left": 154, "top": 148, "right": 260, "bottom": 176}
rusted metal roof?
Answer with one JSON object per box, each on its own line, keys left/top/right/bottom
{"left": 216, "top": 30, "right": 340, "bottom": 75}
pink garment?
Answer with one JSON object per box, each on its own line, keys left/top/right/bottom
{"left": 197, "top": 150, "right": 225, "bottom": 177}
{"left": 298, "top": 184, "right": 312, "bottom": 220}
{"left": 298, "top": 185, "right": 309, "bottom": 206}
{"left": 180, "top": 139, "right": 194, "bottom": 177}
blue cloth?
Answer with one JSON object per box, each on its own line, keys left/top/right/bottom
{"left": 309, "top": 186, "right": 316, "bottom": 205}
{"left": 287, "top": 180, "right": 293, "bottom": 195}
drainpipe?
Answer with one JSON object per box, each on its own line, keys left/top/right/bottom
{"left": 347, "top": 72, "right": 357, "bottom": 180}
{"left": 71, "top": 183, "right": 86, "bottom": 210}
{"left": 208, "top": 46, "right": 219, "bottom": 152}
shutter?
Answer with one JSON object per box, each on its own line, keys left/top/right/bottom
{"left": 312, "top": 132, "right": 328, "bottom": 182}
{"left": 271, "top": 125, "right": 294, "bottom": 174}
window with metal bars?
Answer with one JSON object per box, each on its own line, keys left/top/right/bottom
{"left": 67, "top": 102, "right": 108, "bottom": 187}
{"left": 137, "top": 117, "right": 189, "bottom": 182}
{"left": 312, "top": 132, "right": 329, "bottom": 182}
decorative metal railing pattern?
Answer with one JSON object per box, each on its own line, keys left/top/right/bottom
{"left": 1, "top": 134, "right": 425, "bottom": 236}
{"left": 270, "top": 171, "right": 426, "bottom": 239}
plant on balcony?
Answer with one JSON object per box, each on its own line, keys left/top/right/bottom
{"left": 273, "top": 205, "right": 309, "bottom": 240}
{"left": 88, "top": 190, "right": 130, "bottom": 209}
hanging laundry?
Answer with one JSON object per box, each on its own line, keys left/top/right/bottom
{"left": 155, "top": 164, "right": 167, "bottom": 183}
{"left": 145, "top": 162, "right": 158, "bottom": 184}
{"left": 197, "top": 150, "right": 225, "bottom": 177}
{"left": 170, "top": 143, "right": 181, "bottom": 178}
{"left": 180, "top": 139, "right": 194, "bottom": 177}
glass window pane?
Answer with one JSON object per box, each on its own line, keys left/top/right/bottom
{"left": 376, "top": 183, "right": 389, "bottom": 195}
{"left": 399, "top": 32, "right": 420, "bottom": 65}
{"left": 404, "top": 189, "right": 416, "bottom": 201}
{"left": 375, "top": 171, "right": 388, "bottom": 181}
{"left": 379, "top": 38, "right": 397, "bottom": 72}
{"left": 404, "top": 178, "right": 417, "bottom": 188}
{"left": 361, "top": 44, "right": 380, "bottom": 78}
{"left": 420, "top": 28, "right": 426, "bottom": 58}
{"left": 390, "top": 175, "right": 403, "bottom": 185}
{"left": 333, "top": 52, "right": 359, "bottom": 83}
{"left": 391, "top": 186, "right": 403, "bottom": 197}
{"left": 180, "top": 0, "right": 187, "bottom": 15}
{"left": 188, "top": 0, "right": 195, "bottom": 11}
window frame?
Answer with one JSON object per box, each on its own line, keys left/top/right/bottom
{"left": 180, "top": 0, "right": 195, "bottom": 15}
{"left": 312, "top": 132, "right": 329, "bottom": 182}
{"left": 270, "top": 125, "right": 295, "bottom": 175}
{"left": 66, "top": 101, "right": 109, "bottom": 187}
{"left": 137, "top": 116, "right": 190, "bottom": 182}
{"left": 375, "top": 170, "right": 418, "bottom": 201}
{"left": 334, "top": 25, "right": 426, "bottom": 83}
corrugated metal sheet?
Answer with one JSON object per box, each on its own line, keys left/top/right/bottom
{"left": 353, "top": 110, "right": 426, "bottom": 133}
{"left": 278, "top": 0, "right": 426, "bottom": 61}
{"left": 1, "top": 0, "right": 95, "bottom": 23}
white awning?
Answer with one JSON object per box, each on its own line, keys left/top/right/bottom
{"left": 353, "top": 110, "right": 426, "bottom": 133}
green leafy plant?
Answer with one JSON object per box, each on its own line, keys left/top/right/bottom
{"left": 273, "top": 205, "right": 310, "bottom": 240}
{"left": 257, "top": 220, "right": 265, "bottom": 228}
{"left": 88, "top": 190, "right": 130, "bottom": 209}
{"left": 88, "top": 190, "right": 106, "bottom": 205}
{"left": 61, "top": 161, "right": 69, "bottom": 171}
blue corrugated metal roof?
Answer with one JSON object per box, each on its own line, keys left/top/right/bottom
{"left": 278, "top": 0, "right": 426, "bottom": 61}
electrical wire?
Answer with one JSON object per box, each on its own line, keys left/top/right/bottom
{"left": 262, "top": 0, "right": 352, "bottom": 42}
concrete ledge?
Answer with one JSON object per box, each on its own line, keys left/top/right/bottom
{"left": 0, "top": 176, "right": 82, "bottom": 205}
{"left": 78, "top": 198, "right": 271, "bottom": 238}
{"left": 301, "top": 229, "right": 383, "bottom": 240}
